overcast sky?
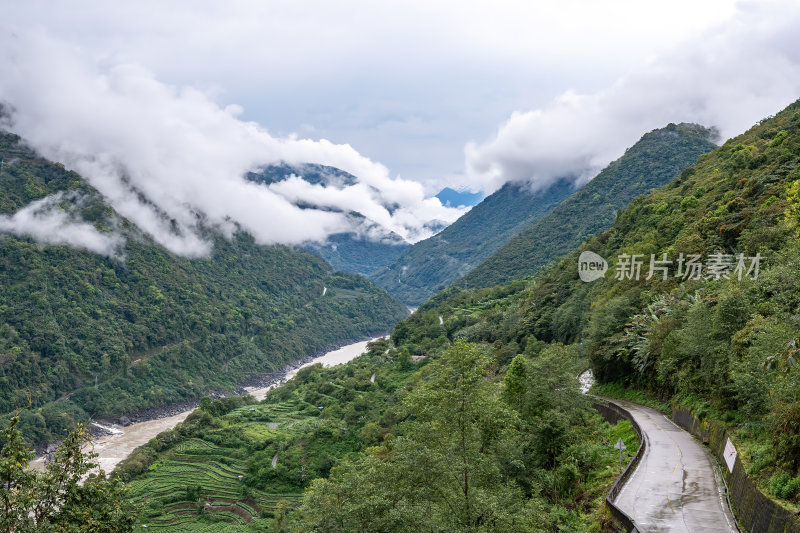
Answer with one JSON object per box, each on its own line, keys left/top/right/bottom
{"left": 1, "top": 0, "right": 800, "bottom": 253}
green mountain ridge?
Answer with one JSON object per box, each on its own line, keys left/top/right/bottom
{"left": 355, "top": 97, "right": 800, "bottom": 524}
{"left": 415, "top": 99, "right": 800, "bottom": 505}
{"left": 11, "top": 99, "right": 800, "bottom": 532}
{"left": 368, "top": 179, "right": 577, "bottom": 305}
{"left": 0, "top": 132, "right": 408, "bottom": 445}
{"left": 458, "top": 123, "right": 719, "bottom": 289}
{"left": 303, "top": 232, "right": 409, "bottom": 277}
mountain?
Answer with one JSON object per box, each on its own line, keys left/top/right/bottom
{"left": 246, "top": 163, "right": 409, "bottom": 276}
{"left": 302, "top": 231, "right": 408, "bottom": 276}
{"left": 458, "top": 123, "right": 719, "bottom": 289}
{"left": 368, "top": 179, "right": 577, "bottom": 305}
{"left": 419, "top": 99, "right": 800, "bottom": 500}
{"left": 117, "top": 99, "right": 800, "bottom": 532}
{"left": 248, "top": 162, "right": 358, "bottom": 188}
{"left": 435, "top": 186, "right": 484, "bottom": 207}
{"left": 359, "top": 98, "right": 800, "bottom": 523}
{"left": 0, "top": 132, "right": 408, "bottom": 444}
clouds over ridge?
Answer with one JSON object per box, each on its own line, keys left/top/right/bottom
{"left": 0, "top": 192, "right": 124, "bottom": 258}
{"left": 0, "top": 31, "right": 464, "bottom": 257}
{"left": 2, "top": 2, "right": 800, "bottom": 260}
{"left": 465, "top": 1, "right": 800, "bottom": 194}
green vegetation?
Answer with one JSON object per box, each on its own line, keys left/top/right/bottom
{"left": 0, "top": 132, "right": 408, "bottom": 446}
{"left": 122, "top": 312, "right": 638, "bottom": 531}
{"left": 126, "top": 434, "right": 304, "bottom": 529}
{"left": 15, "top": 97, "right": 800, "bottom": 530}
{"left": 590, "top": 382, "right": 670, "bottom": 414}
{"left": 1, "top": 414, "right": 134, "bottom": 532}
{"left": 205, "top": 96, "right": 800, "bottom": 527}
{"left": 368, "top": 179, "right": 577, "bottom": 305}
{"left": 459, "top": 123, "right": 718, "bottom": 288}
{"left": 112, "top": 109, "right": 758, "bottom": 529}
{"left": 449, "top": 99, "right": 800, "bottom": 505}
{"left": 304, "top": 232, "right": 408, "bottom": 277}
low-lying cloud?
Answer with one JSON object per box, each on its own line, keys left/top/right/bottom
{"left": 0, "top": 31, "right": 465, "bottom": 257}
{"left": 0, "top": 192, "right": 123, "bottom": 258}
{"left": 465, "top": 2, "right": 800, "bottom": 194}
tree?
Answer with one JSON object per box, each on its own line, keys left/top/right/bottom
{"left": 502, "top": 354, "right": 527, "bottom": 408}
{"left": 401, "top": 340, "right": 528, "bottom": 531}
{"left": 295, "top": 341, "right": 544, "bottom": 532}
{"left": 0, "top": 414, "right": 135, "bottom": 532}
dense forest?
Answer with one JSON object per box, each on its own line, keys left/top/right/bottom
{"left": 1, "top": 415, "right": 135, "bottom": 531}
{"left": 451, "top": 99, "right": 800, "bottom": 500}
{"left": 0, "top": 132, "right": 408, "bottom": 445}
{"left": 458, "top": 123, "right": 718, "bottom": 288}
{"left": 369, "top": 179, "right": 576, "bottom": 305}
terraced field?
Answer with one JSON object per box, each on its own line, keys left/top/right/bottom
{"left": 120, "top": 339, "right": 397, "bottom": 531}
{"left": 128, "top": 437, "right": 302, "bottom": 531}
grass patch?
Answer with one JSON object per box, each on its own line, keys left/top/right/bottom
{"left": 590, "top": 381, "right": 671, "bottom": 413}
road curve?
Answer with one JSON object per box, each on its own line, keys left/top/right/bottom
{"left": 610, "top": 399, "right": 738, "bottom": 532}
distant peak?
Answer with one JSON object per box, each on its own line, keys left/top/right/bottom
{"left": 435, "top": 187, "right": 484, "bottom": 208}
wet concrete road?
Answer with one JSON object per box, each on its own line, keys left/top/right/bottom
{"left": 611, "top": 400, "right": 738, "bottom": 532}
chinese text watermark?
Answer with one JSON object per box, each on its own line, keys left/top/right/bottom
{"left": 578, "top": 252, "right": 761, "bottom": 282}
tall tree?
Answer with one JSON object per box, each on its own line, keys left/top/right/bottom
{"left": 0, "top": 414, "right": 135, "bottom": 532}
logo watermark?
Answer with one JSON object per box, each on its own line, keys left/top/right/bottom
{"left": 578, "top": 251, "right": 608, "bottom": 282}
{"left": 578, "top": 252, "right": 761, "bottom": 282}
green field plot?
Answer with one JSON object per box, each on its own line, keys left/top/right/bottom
{"left": 329, "top": 287, "right": 369, "bottom": 299}
{"left": 128, "top": 436, "right": 302, "bottom": 530}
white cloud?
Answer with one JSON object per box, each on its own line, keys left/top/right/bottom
{"left": 465, "top": 1, "right": 800, "bottom": 194}
{"left": 2, "top": 0, "right": 797, "bottom": 257}
{"left": 0, "top": 0, "right": 747, "bottom": 191}
{"left": 0, "top": 30, "right": 465, "bottom": 256}
{"left": 0, "top": 192, "right": 123, "bottom": 258}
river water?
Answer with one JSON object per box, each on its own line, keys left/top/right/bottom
{"left": 30, "top": 337, "right": 381, "bottom": 474}
{"left": 244, "top": 337, "right": 378, "bottom": 400}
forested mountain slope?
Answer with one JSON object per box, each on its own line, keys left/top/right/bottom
{"left": 459, "top": 123, "right": 718, "bottom": 288}
{"left": 434, "top": 99, "right": 800, "bottom": 501}
{"left": 385, "top": 98, "right": 800, "bottom": 515}
{"left": 120, "top": 312, "right": 634, "bottom": 532}
{"left": 0, "top": 132, "right": 408, "bottom": 444}
{"left": 368, "top": 179, "right": 576, "bottom": 305}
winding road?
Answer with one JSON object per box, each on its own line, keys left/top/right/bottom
{"left": 610, "top": 399, "right": 738, "bottom": 532}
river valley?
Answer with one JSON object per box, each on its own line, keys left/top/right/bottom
{"left": 30, "top": 337, "right": 382, "bottom": 474}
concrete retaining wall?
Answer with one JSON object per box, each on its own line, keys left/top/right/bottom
{"left": 592, "top": 401, "right": 644, "bottom": 533}
{"left": 672, "top": 407, "right": 800, "bottom": 533}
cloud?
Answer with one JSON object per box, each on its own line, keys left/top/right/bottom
{"left": 465, "top": 1, "right": 800, "bottom": 194}
{"left": 0, "top": 30, "right": 465, "bottom": 257}
{"left": 0, "top": 192, "right": 123, "bottom": 258}
{"left": 1, "top": 0, "right": 752, "bottom": 195}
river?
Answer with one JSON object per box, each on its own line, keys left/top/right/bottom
{"left": 30, "top": 337, "right": 382, "bottom": 474}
